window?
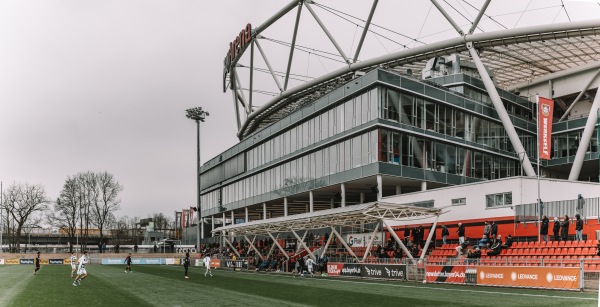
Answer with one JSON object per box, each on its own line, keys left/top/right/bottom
{"left": 404, "top": 200, "right": 434, "bottom": 208}
{"left": 486, "top": 192, "right": 512, "bottom": 208}
{"left": 451, "top": 198, "right": 466, "bottom": 206}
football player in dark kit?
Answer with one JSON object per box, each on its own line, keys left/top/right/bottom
{"left": 184, "top": 252, "right": 190, "bottom": 279}
{"left": 34, "top": 251, "right": 41, "bottom": 275}
{"left": 125, "top": 253, "right": 132, "bottom": 273}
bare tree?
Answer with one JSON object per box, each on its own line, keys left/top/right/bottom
{"left": 2, "top": 183, "right": 48, "bottom": 252}
{"left": 92, "top": 171, "right": 123, "bottom": 244}
{"left": 47, "top": 176, "right": 79, "bottom": 252}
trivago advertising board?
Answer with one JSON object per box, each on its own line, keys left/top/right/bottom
{"left": 476, "top": 266, "right": 581, "bottom": 290}
{"left": 426, "top": 265, "right": 467, "bottom": 284}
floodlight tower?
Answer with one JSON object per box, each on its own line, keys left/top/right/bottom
{"left": 186, "top": 107, "right": 209, "bottom": 250}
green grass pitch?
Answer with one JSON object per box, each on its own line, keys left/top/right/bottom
{"left": 0, "top": 265, "right": 597, "bottom": 307}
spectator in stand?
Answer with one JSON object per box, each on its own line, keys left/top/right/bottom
{"left": 404, "top": 226, "right": 410, "bottom": 240}
{"left": 441, "top": 225, "right": 449, "bottom": 245}
{"left": 540, "top": 215, "right": 549, "bottom": 243}
{"left": 491, "top": 221, "right": 498, "bottom": 239}
{"left": 483, "top": 221, "right": 491, "bottom": 239}
{"left": 457, "top": 223, "right": 465, "bottom": 244}
{"left": 501, "top": 234, "right": 513, "bottom": 249}
{"left": 478, "top": 235, "right": 489, "bottom": 248}
{"left": 412, "top": 227, "right": 420, "bottom": 247}
{"left": 487, "top": 235, "right": 503, "bottom": 256}
{"left": 595, "top": 243, "right": 600, "bottom": 257}
{"left": 465, "top": 247, "right": 481, "bottom": 264}
{"left": 553, "top": 217, "right": 561, "bottom": 241}
{"left": 560, "top": 215, "right": 570, "bottom": 241}
{"left": 410, "top": 244, "right": 419, "bottom": 258}
{"left": 455, "top": 237, "right": 470, "bottom": 256}
{"left": 575, "top": 214, "right": 584, "bottom": 242}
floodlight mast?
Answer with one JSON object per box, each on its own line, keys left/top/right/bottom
{"left": 186, "top": 107, "right": 209, "bottom": 251}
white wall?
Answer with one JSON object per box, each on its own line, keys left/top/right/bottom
{"left": 383, "top": 177, "right": 600, "bottom": 227}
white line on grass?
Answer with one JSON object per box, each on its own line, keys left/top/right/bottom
{"left": 218, "top": 270, "right": 598, "bottom": 302}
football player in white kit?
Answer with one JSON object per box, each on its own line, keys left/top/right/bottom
{"left": 305, "top": 257, "right": 315, "bottom": 278}
{"left": 70, "top": 252, "right": 77, "bottom": 278}
{"left": 73, "top": 251, "right": 88, "bottom": 286}
{"left": 203, "top": 254, "right": 213, "bottom": 277}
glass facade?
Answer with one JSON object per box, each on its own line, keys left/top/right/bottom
{"left": 246, "top": 89, "right": 378, "bottom": 171}
{"left": 552, "top": 130, "right": 599, "bottom": 159}
{"left": 218, "top": 130, "right": 378, "bottom": 206}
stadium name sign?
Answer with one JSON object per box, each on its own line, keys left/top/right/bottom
{"left": 223, "top": 23, "right": 252, "bottom": 92}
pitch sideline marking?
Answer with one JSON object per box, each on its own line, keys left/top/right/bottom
{"left": 0, "top": 269, "right": 35, "bottom": 307}
{"left": 216, "top": 269, "right": 597, "bottom": 302}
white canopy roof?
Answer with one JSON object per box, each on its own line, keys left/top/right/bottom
{"left": 212, "top": 202, "right": 443, "bottom": 236}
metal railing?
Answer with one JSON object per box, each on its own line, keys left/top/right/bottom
{"left": 515, "top": 196, "right": 600, "bottom": 222}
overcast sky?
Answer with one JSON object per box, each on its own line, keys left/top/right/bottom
{"left": 1, "top": 0, "right": 599, "bottom": 221}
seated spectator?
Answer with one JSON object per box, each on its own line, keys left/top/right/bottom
{"left": 467, "top": 247, "right": 481, "bottom": 259}
{"left": 487, "top": 235, "right": 502, "bottom": 256}
{"left": 596, "top": 243, "right": 600, "bottom": 257}
{"left": 455, "top": 237, "right": 470, "bottom": 256}
{"left": 501, "top": 234, "right": 513, "bottom": 249}
{"left": 478, "top": 235, "right": 489, "bottom": 248}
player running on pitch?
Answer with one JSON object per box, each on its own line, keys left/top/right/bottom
{"left": 73, "top": 251, "right": 88, "bottom": 286}
{"left": 125, "top": 253, "right": 132, "bottom": 273}
{"left": 70, "top": 252, "right": 77, "bottom": 278}
{"left": 203, "top": 254, "right": 213, "bottom": 277}
{"left": 305, "top": 257, "right": 316, "bottom": 278}
{"left": 33, "top": 252, "right": 41, "bottom": 275}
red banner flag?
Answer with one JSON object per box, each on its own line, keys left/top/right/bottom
{"left": 182, "top": 209, "right": 189, "bottom": 228}
{"left": 538, "top": 97, "right": 554, "bottom": 160}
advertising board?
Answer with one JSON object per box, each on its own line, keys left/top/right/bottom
{"left": 476, "top": 266, "right": 581, "bottom": 290}
{"left": 425, "top": 265, "right": 467, "bottom": 283}
{"left": 362, "top": 264, "right": 406, "bottom": 280}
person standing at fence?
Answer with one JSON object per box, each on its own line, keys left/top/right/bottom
{"left": 560, "top": 215, "right": 570, "bottom": 241}
{"left": 33, "top": 251, "right": 41, "bottom": 275}
{"left": 540, "top": 215, "right": 549, "bottom": 243}
{"left": 70, "top": 252, "right": 77, "bottom": 278}
{"left": 72, "top": 251, "right": 88, "bottom": 286}
{"left": 457, "top": 223, "right": 465, "bottom": 244}
{"left": 575, "top": 214, "right": 583, "bottom": 242}
{"left": 124, "top": 253, "right": 132, "bottom": 273}
{"left": 203, "top": 254, "right": 213, "bottom": 277}
{"left": 441, "top": 225, "right": 449, "bottom": 245}
{"left": 553, "top": 217, "right": 560, "bottom": 241}
{"left": 490, "top": 221, "right": 498, "bottom": 239}
{"left": 183, "top": 252, "right": 190, "bottom": 279}
{"left": 483, "top": 222, "right": 491, "bottom": 239}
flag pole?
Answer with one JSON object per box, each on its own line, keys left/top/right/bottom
{"left": 536, "top": 93, "right": 541, "bottom": 242}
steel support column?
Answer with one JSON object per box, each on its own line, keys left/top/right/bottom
{"left": 243, "top": 235, "right": 264, "bottom": 260}
{"left": 353, "top": 0, "right": 378, "bottom": 62}
{"left": 320, "top": 231, "right": 334, "bottom": 257}
{"left": 341, "top": 183, "right": 346, "bottom": 207}
{"left": 284, "top": 2, "right": 303, "bottom": 90}
{"left": 362, "top": 224, "right": 380, "bottom": 262}
{"left": 383, "top": 220, "right": 413, "bottom": 260}
{"left": 419, "top": 215, "right": 439, "bottom": 260}
{"left": 224, "top": 236, "right": 241, "bottom": 257}
{"left": 254, "top": 38, "right": 284, "bottom": 92}
{"left": 330, "top": 227, "right": 359, "bottom": 262}
{"left": 284, "top": 197, "right": 288, "bottom": 216}
{"left": 376, "top": 175, "right": 382, "bottom": 200}
{"left": 430, "top": 0, "right": 464, "bottom": 36}
{"left": 569, "top": 85, "right": 600, "bottom": 180}
{"left": 245, "top": 207, "right": 249, "bottom": 223}
{"left": 304, "top": 1, "right": 350, "bottom": 63}
{"left": 468, "top": 44, "right": 537, "bottom": 177}
{"left": 559, "top": 68, "right": 600, "bottom": 121}
{"left": 467, "top": 0, "right": 491, "bottom": 34}
{"left": 309, "top": 191, "right": 314, "bottom": 212}
{"left": 292, "top": 230, "right": 317, "bottom": 260}
{"left": 263, "top": 203, "right": 267, "bottom": 220}
{"left": 268, "top": 232, "right": 290, "bottom": 259}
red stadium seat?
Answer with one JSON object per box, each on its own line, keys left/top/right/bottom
{"left": 565, "top": 241, "right": 573, "bottom": 247}
{"left": 567, "top": 247, "right": 575, "bottom": 255}
{"left": 541, "top": 248, "right": 549, "bottom": 255}
{"left": 559, "top": 241, "right": 566, "bottom": 247}
{"left": 550, "top": 241, "right": 558, "bottom": 248}
{"left": 575, "top": 248, "right": 583, "bottom": 255}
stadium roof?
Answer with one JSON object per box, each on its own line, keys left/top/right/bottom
{"left": 212, "top": 201, "right": 443, "bottom": 236}
{"left": 238, "top": 19, "right": 600, "bottom": 138}
{"left": 222, "top": 0, "right": 600, "bottom": 139}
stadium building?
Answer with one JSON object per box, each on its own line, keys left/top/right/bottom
{"left": 193, "top": 1, "right": 600, "bottom": 247}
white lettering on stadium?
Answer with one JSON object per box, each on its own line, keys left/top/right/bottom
{"left": 554, "top": 275, "right": 577, "bottom": 282}
{"left": 486, "top": 273, "right": 503, "bottom": 279}
{"left": 518, "top": 274, "right": 538, "bottom": 280}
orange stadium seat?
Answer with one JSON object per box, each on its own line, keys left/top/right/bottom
{"left": 550, "top": 241, "right": 558, "bottom": 248}
{"left": 565, "top": 241, "right": 573, "bottom": 247}
{"left": 559, "top": 241, "right": 566, "bottom": 247}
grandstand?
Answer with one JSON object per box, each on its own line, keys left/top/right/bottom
{"left": 200, "top": 0, "right": 600, "bottom": 291}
